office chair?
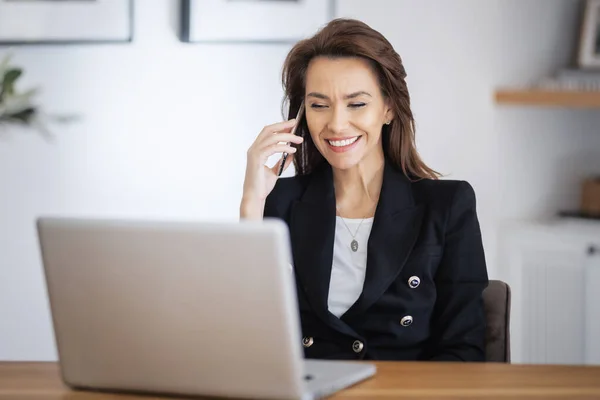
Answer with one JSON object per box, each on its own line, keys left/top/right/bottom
{"left": 483, "top": 280, "right": 511, "bottom": 362}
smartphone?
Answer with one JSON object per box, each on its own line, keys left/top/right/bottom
{"left": 277, "top": 100, "right": 305, "bottom": 177}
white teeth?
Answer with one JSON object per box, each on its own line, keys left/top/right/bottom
{"left": 327, "top": 137, "right": 359, "bottom": 147}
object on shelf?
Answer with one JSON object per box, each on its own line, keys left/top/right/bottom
{"left": 502, "top": 0, "right": 600, "bottom": 95}
{"left": 534, "top": 77, "right": 600, "bottom": 91}
{"left": 528, "top": 66, "right": 600, "bottom": 92}
{"left": 556, "top": 68, "right": 600, "bottom": 82}
{"left": 558, "top": 176, "right": 600, "bottom": 221}
{"left": 582, "top": 176, "right": 600, "bottom": 216}
{"left": 577, "top": 0, "right": 600, "bottom": 68}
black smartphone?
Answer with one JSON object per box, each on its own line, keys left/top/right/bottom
{"left": 277, "top": 100, "right": 305, "bottom": 177}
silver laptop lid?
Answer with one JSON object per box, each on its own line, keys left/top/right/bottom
{"left": 37, "top": 217, "right": 306, "bottom": 399}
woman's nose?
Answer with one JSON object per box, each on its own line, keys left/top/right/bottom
{"left": 326, "top": 107, "right": 349, "bottom": 134}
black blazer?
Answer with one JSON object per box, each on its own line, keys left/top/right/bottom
{"left": 264, "top": 158, "right": 489, "bottom": 362}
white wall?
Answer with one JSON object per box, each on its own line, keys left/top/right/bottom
{"left": 1, "top": 0, "right": 599, "bottom": 361}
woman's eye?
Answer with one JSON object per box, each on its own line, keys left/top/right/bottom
{"left": 349, "top": 103, "right": 366, "bottom": 108}
{"left": 310, "top": 104, "right": 327, "bottom": 109}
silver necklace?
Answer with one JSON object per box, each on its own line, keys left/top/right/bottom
{"left": 336, "top": 201, "right": 377, "bottom": 252}
{"left": 336, "top": 210, "right": 367, "bottom": 252}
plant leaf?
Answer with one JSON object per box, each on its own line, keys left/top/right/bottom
{"left": 0, "top": 53, "right": 12, "bottom": 78}
{"left": 2, "top": 68, "right": 22, "bottom": 95}
{"left": 1, "top": 91, "right": 37, "bottom": 114}
{"left": 9, "top": 107, "right": 36, "bottom": 123}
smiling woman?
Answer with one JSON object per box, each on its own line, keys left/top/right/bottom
{"left": 303, "top": 58, "right": 393, "bottom": 174}
{"left": 240, "top": 18, "right": 489, "bottom": 362}
{"left": 281, "top": 28, "right": 439, "bottom": 181}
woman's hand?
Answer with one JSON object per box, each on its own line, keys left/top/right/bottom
{"left": 240, "top": 119, "right": 303, "bottom": 219}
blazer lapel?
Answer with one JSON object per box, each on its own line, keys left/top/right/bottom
{"left": 289, "top": 165, "right": 336, "bottom": 324}
{"left": 289, "top": 164, "right": 361, "bottom": 336}
{"left": 341, "top": 160, "right": 424, "bottom": 320}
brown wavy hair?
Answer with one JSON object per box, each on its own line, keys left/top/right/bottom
{"left": 281, "top": 18, "right": 440, "bottom": 180}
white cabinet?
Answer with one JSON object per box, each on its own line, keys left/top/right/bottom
{"left": 499, "top": 219, "right": 600, "bottom": 365}
{"left": 585, "top": 247, "right": 600, "bottom": 365}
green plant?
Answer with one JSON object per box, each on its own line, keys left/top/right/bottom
{"left": 0, "top": 52, "right": 76, "bottom": 138}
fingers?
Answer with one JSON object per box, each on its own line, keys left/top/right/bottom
{"left": 247, "top": 120, "right": 304, "bottom": 167}
{"left": 270, "top": 152, "right": 295, "bottom": 175}
{"left": 249, "top": 134, "right": 302, "bottom": 164}
{"left": 253, "top": 144, "right": 294, "bottom": 167}
{"left": 258, "top": 119, "right": 298, "bottom": 139}
{"left": 261, "top": 133, "right": 304, "bottom": 147}
{"left": 249, "top": 142, "right": 297, "bottom": 164}
{"left": 256, "top": 119, "right": 296, "bottom": 141}
{"left": 264, "top": 144, "right": 297, "bottom": 158}
{"left": 282, "top": 151, "right": 295, "bottom": 171}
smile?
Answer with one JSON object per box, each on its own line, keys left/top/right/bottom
{"left": 327, "top": 137, "right": 360, "bottom": 147}
{"left": 325, "top": 136, "right": 362, "bottom": 153}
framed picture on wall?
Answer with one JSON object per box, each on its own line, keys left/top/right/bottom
{"left": 0, "top": 0, "right": 133, "bottom": 45}
{"left": 577, "top": 0, "right": 600, "bottom": 68}
{"left": 180, "top": 0, "right": 335, "bottom": 44}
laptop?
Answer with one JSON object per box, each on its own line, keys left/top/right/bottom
{"left": 36, "top": 216, "right": 376, "bottom": 400}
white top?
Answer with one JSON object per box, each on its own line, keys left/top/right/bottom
{"left": 327, "top": 216, "right": 373, "bottom": 318}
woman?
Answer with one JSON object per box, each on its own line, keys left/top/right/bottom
{"left": 240, "top": 18, "right": 488, "bottom": 362}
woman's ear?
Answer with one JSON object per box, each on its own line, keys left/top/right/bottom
{"left": 383, "top": 101, "right": 394, "bottom": 125}
{"left": 384, "top": 106, "right": 394, "bottom": 125}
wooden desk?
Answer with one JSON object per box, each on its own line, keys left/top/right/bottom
{"left": 1, "top": 361, "right": 600, "bottom": 399}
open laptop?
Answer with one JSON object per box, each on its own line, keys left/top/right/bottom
{"left": 36, "top": 217, "right": 376, "bottom": 400}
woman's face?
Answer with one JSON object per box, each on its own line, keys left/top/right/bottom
{"left": 304, "top": 56, "right": 393, "bottom": 171}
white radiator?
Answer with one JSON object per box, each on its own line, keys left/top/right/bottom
{"left": 584, "top": 251, "right": 600, "bottom": 365}
{"left": 500, "top": 220, "right": 600, "bottom": 365}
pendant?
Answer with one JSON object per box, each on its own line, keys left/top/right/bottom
{"left": 351, "top": 239, "right": 359, "bottom": 252}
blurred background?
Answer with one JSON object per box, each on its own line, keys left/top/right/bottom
{"left": 1, "top": 0, "right": 599, "bottom": 365}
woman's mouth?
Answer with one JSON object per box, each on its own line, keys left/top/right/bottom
{"left": 326, "top": 136, "right": 362, "bottom": 153}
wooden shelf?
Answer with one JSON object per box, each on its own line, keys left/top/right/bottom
{"left": 495, "top": 89, "right": 600, "bottom": 109}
